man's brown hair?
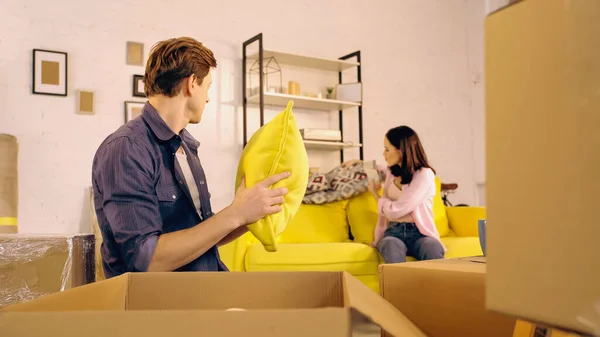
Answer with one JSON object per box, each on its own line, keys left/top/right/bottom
{"left": 144, "top": 37, "right": 217, "bottom": 97}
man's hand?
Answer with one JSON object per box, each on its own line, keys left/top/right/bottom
{"left": 229, "top": 172, "right": 290, "bottom": 226}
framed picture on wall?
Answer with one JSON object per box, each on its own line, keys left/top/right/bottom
{"left": 32, "top": 49, "right": 68, "bottom": 96}
{"left": 132, "top": 74, "right": 146, "bottom": 97}
{"left": 76, "top": 90, "right": 95, "bottom": 115}
{"left": 124, "top": 101, "right": 144, "bottom": 123}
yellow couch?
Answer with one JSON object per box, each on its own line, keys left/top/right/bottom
{"left": 218, "top": 178, "right": 485, "bottom": 293}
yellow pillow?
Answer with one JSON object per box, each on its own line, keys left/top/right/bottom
{"left": 234, "top": 100, "right": 309, "bottom": 252}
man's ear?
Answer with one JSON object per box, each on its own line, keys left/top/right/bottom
{"left": 185, "top": 75, "right": 196, "bottom": 95}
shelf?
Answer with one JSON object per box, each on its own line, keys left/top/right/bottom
{"left": 247, "top": 92, "right": 360, "bottom": 111}
{"left": 242, "top": 34, "right": 363, "bottom": 161}
{"left": 303, "top": 140, "right": 362, "bottom": 150}
{"left": 246, "top": 49, "right": 359, "bottom": 72}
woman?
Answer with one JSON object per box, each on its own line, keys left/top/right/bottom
{"left": 369, "top": 126, "right": 445, "bottom": 263}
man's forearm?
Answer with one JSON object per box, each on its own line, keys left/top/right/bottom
{"left": 217, "top": 226, "right": 249, "bottom": 247}
{"left": 147, "top": 207, "right": 241, "bottom": 272}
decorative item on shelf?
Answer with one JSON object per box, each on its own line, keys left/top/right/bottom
{"left": 301, "top": 92, "right": 318, "bottom": 98}
{"left": 287, "top": 80, "right": 300, "bottom": 95}
{"left": 325, "top": 86, "right": 335, "bottom": 99}
{"left": 126, "top": 41, "right": 144, "bottom": 66}
{"left": 124, "top": 101, "right": 144, "bottom": 123}
{"left": 335, "top": 82, "right": 362, "bottom": 102}
{"left": 32, "top": 49, "right": 67, "bottom": 96}
{"left": 76, "top": 90, "right": 95, "bottom": 115}
{"left": 249, "top": 56, "right": 282, "bottom": 93}
{"left": 246, "top": 86, "right": 259, "bottom": 97}
{"left": 132, "top": 74, "right": 146, "bottom": 97}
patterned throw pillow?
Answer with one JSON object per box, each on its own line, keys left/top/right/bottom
{"left": 303, "top": 161, "right": 370, "bottom": 205}
{"left": 306, "top": 173, "right": 329, "bottom": 195}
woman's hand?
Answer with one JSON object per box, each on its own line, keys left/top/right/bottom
{"left": 368, "top": 181, "right": 381, "bottom": 200}
{"left": 340, "top": 159, "right": 361, "bottom": 168}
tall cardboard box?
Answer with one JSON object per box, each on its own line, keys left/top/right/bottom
{"left": 0, "top": 234, "right": 96, "bottom": 307}
{"left": 0, "top": 134, "right": 18, "bottom": 233}
{"left": 1, "top": 271, "right": 427, "bottom": 337}
{"left": 380, "top": 258, "right": 516, "bottom": 337}
{"left": 485, "top": 0, "right": 600, "bottom": 335}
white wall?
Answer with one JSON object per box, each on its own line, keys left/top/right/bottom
{"left": 0, "top": 0, "right": 486, "bottom": 234}
{"left": 467, "top": 0, "right": 487, "bottom": 205}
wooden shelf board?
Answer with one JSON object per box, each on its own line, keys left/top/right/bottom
{"left": 303, "top": 140, "right": 362, "bottom": 150}
{"left": 246, "top": 49, "right": 359, "bottom": 72}
{"left": 247, "top": 92, "right": 360, "bottom": 111}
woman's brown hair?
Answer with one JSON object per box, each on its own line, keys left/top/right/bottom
{"left": 144, "top": 37, "right": 217, "bottom": 97}
{"left": 386, "top": 126, "right": 435, "bottom": 184}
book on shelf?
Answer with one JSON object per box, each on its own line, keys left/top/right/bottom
{"left": 300, "top": 129, "right": 342, "bottom": 142}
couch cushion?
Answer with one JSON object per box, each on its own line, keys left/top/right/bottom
{"left": 441, "top": 235, "right": 483, "bottom": 259}
{"left": 433, "top": 178, "right": 450, "bottom": 237}
{"left": 446, "top": 206, "right": 486, "bottom": 237}
{"left": 347, "top": 191, "right": 378, "bottom": 244}
{"left": 234, "top": 100, "right": 308, "bottom": 252}
{"left": 278, "top": 200, "right": 350, "bottom": 243}
{"left": 245, "top": 242, "right": 381, "bottom": 276}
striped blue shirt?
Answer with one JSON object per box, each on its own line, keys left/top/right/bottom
{"left": 91, "top": 102, "right": 228, "bottom": 278}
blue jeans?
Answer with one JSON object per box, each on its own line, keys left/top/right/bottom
{"left": 377, "top": 222, "right": 444, "bottom": 263}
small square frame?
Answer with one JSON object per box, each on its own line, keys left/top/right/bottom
{"left": 32, "top": 49, "right": 68, "bottom": 96}
{"left": 126, "top": 41, "right": 144, "bottom": 66}
{"left": 133, "top": 74, "right": 146, "bottom": 97}
{"left": 76, "top": 90, "right": 95, "bottom": 115}
{"left": 124, "top": 101, "right": 145, "bottom": 123}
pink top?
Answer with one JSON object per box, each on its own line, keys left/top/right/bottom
{"left": 373, "top": 166, "right": 445, "bottom": 251}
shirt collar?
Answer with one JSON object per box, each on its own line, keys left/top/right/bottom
{"left": 141, "top": 102, "right": 176, "bottom": 141}
{"left": 141, "top": 101, "right": 201, "bottom": 151}
{"left": 181, "top": 128, "right": 201, "bottom": 152}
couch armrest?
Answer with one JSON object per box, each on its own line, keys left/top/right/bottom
{"left": 446, "top": 206, "right": 486, "bottom": 237}
{"left": 218, "top": 232, "right": 254, "bottom": 271}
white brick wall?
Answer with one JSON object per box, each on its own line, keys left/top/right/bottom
{"left": 0, "top": 0, "right": 485, "bottom": 234}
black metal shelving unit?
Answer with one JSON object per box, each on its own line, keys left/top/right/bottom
{"left": 242, "top": 33, "right": 363, "bottom": 163}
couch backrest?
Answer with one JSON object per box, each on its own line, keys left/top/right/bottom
{"left": 347, "top": 177, "right": 451, "bottom": 244}
{"left": 231, "top": 177, "right": 451, "bottom": 248}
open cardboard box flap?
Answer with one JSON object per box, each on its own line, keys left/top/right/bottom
{"left": 0, "top": 271, "right": 427, "bottom": 337}
{"left": 379, "top": 258, "right": 516, "bottom": 337}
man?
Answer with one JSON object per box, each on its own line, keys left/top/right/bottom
{"left": 92, "top": 37, "right": 289, "bottom": 278}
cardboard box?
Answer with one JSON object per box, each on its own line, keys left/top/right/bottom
{"left": 485, "top": 0, "right": 600, "bottom": 335}
{"left": 513, "top": 320, "right": 584, "bottom": 337}
{"left": 0, "top": 134, "right": 18, "bottom": 234}
{"left": 380, "top": 258, "right": 516, "bottom": 337}
{"left": 1, "top": 271, "right": 427, "bottom": 337}
{"left": 0, "top": 234, "right": 96, "bottom": 307}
